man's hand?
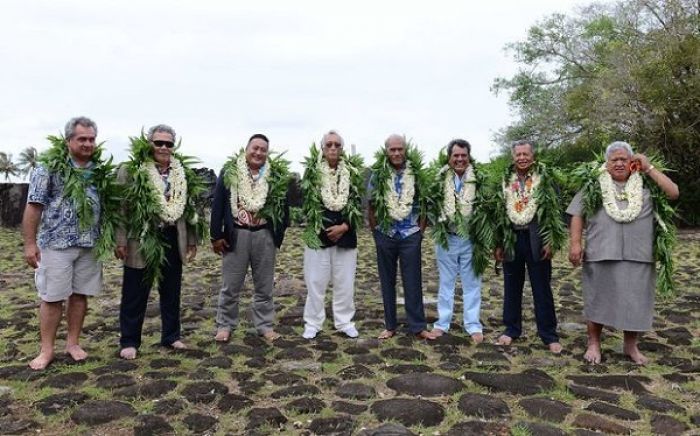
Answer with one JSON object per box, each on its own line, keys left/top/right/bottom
{"left": 212, "top": 239, "right": 229, "bottom": 255}
{"left": 569, "top": 241, "right": 583, "bottom": 267}
{"left": 186, "top": 245, "right": 197, "bottom": 262}
{"left": 325, "top": 223, "right": 348, "bottom": 243}
{"left": 24, "top": 242, "right": 41, "bottom": 268}
{"left": 115, "top": 245, "right": 127, "bottom": 260}
{"left": 494, "top": 247, "right": 504, "bottom": 262}
{"left": 632, "top": 153, "right": 651, "bottom": 173}
{"left": 541, "top": 245, "right": 552, "bottom": 261}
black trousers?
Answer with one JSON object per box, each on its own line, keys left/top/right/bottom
{"left": 119, "top": 227, "right": 183, "bottom": 348}
{"left": 502, "top": 230, "right": 559, "bottom": 344}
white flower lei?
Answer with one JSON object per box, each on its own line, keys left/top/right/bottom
{"left": 440, "top": 165, "right": 476, "bottom": 222}
{"left": 230, "top": 153, "right": 269, "bottom": 215}
{"left": 386, "top": 164, "right": 415, "bottom": 221}
{"left": 598, "top": 164, "right": 643, "bottom": 222}
{"left": 319, "top": 158, "right": 350, "bottom": 211}
{"left": 145, "top": 158, "right": 187, "bottom": 224}
{"left": 504, "top": 171, "right": 540, "bottom": 226}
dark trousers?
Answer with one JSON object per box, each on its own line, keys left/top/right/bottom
{"left": 374, "top": 230, "right": 426, "bottom": 333}
{"left": 502, "top": 230, "right": 559, "bottom": 344}
{"left": 120, "top": 227, "right": 183, "bottom": 348}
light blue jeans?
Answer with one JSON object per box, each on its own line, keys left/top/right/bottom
{"left": 434, "top": 234, "right": 482, "bottom": 334}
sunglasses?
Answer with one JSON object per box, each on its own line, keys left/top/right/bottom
{"left": 152, "top": 140, "right": 175, "bottom": 148}
{"left": 324, "top": 141, "right": 342, "bottom": 149}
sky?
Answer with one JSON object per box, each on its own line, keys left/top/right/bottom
{"left": 0, "top": 0, "right": 595, "bottom": 178}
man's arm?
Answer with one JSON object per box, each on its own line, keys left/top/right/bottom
{"left": 22, "top": 203, "right": 43, "bottom": 268}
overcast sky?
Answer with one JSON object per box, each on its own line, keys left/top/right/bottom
{"left": 0, "top": 0, "right": 595, "bottom": 178}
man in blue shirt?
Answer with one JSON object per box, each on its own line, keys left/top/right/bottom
{"left": 22, "top": 117, "right": 103, "bottom": 370}
{"left": 368, "top": 134, "right": 432, "bottom": 340}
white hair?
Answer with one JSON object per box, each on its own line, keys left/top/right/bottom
{"left": 605, "top": 141, "right": 634, "bottom": 159}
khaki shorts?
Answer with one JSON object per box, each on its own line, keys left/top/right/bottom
{"left": 35, "top": 247, "right": 102, "bottom": 302}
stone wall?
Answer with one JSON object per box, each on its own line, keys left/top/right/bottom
{"left": 0, "top": 183, "right": 28, "bottom": 227}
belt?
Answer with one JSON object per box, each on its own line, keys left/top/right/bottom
{"left": 234, "top": 223, "right": 267, "bottom": 232}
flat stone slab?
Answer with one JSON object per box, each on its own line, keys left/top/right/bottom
{"left": 332, "top": 400, "right": 368, "bottom": 415}
{"left": 636, "top": 394, "right": 685, "bottom": 413}
{"left": 337, "top": 364, "right": 374, "bottom": 380}
{"left": 246, "top": 407, "right": 287, "bottom": 430}
{"left": 286, "top": 397, "right": 325, "bottom": 414}
{"left": 387, "top": 373, "right": 464, "bottom": 396}
{"left": 385, "top": 364, "right": 433, "bottom": 374}
{"left": 308, "top": 416, "right": 355, "bottom": 435}
{"left": 572, "top": 413, "right": 631, "bottom": 434}
{"left": 134, "top": 414, "right": 174, "bottom": 436}
{"left": 371, "top": 398, "right": 445, "bottom": 427}
{"left": 180, "top": 381, "right": 229, "bottom": 403}
{"left": 515, "top": 421, "right": 567, "bottom": 436}
{"left": 357, "top": 423, "right": 416, "bottom": 435}
{"left": 518, "top": 397, "right": 571, "bottom": 423}
{"left": 464, "top": 369, "right": 555, "bottom": 395}
{"left": 566, "top": 375, "right": 650, "bottom": 394}
{"left": 39, "top": 372, "right": 88, "bottom": 389}
{"left": 199, "top": 356, "right": 232, "bottom": 368}
{"left": 34, "top": 392, "right": 89, "bottom": 415}
{"left": 0, "top": 417, "right": 38, "bottom": 434}
{"left": 650, "top": 414, "right": 689, "bottom": 435}
{"left": 218, "top": 394, "right": 253, "bottom": 412}
{"left": 183, "top": 413, "right": 218, "bottom": 433}
{"left": 152, "top": 398, "right": 187, "bottom": 415}
{"left": 568, "top": 384, "right": 620, "bottom": 403}
{"left": 95, "top": 374, "right": 136, "bottom": 389}
{"left": 457, "top": 392, "right": 510, "bottom": 419}
{"left": 446, "top": 421, "right": 509, "bottom": 436}
{"left": 91, "top": 360, "right": 138, "bottom": 375}
{"left": 71, "top": 400, "right": 136, "bottom": 425}
{"left": 270, "top": 384, "right": 320, "bottom": 398}
{"left": 381, "top": 348, "right": 426, "bottom": 361}
{"left": 585, "top": 401, "right": 640, "bottom": 421}
{"left": 337, "top": 382, "right": 376, "bottom": 400}
{"left": 656, "top": 327, "right": 693, "bottom": 345}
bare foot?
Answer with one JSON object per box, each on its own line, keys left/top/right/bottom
{"left": 496, "top": 334, "right": 513, "bottom": 346}
{"left": 415, "top": 330, "right": 435, "bottom": 340}
{"left": 428, "top": 328, "right": 445, "bottom": 339}
{"left": 170, "top": 340, "right": 187, "bottom": 350}
{"left": 262, "top": 330, "right": 281, "bottom": 342}
{"left": 623, "top": 345, "right": 648, "bottom": 365}
{"left": 65, "top": 344, "right": 88, "bottom": 362}
{"left": 119, "top": 347, "right": 137, "bottom": 360}
{"left": 214, "top": 330, "right": 230, "bottom": 343}
{"left": 583, "top": 343, "right": 601, "bottom": 364}
{"left": 548, "top": 342, "right": 563, "bottom": 354}
{"left": 471, "top": 332, "right": 484, "bottom": 344}
{"left": 29, "top": 351, "right": 54, "bottom": 370}
{"left": 378, "top": 329, "right": 395, "bottom": 340}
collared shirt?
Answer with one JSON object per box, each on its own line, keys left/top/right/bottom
{"left": 234, "top": 162, "right": 268, "bottom": 227}
{"left": 369, "top": 166, "right": 420, "bottom": 239}
{"left": 27, "top": 161, "right": 101, "bottom": 250}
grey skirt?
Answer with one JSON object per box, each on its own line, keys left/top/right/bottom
{"left": 583, "top": 260, "right": 655, "bottom": 331}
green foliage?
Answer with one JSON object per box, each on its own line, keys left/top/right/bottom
{"left": 493, "top": 0, "right": 699, "bottom": 224}
{"left": 369, "top": 142, "right": 428, "bottom": 233}
{"left": 289, "top": 207, "right": 305, "bottom": 226}
{"left": 300, "top": 143, "right": 364, "bottom": 249}
{"left": 38, "top": 135, "right": 122, "bottom": 260}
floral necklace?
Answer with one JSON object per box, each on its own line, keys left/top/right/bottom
{"left": 320, "top": 158, "right": 350, "bottom": 211}
{"left": 598, "top": 164, "right": 643, "bottom": 222}
{"left": 386, "top": 164, "right": 415, "bottom": 221}
{"left": 144, "top": 158, "right": 187, "bottom": 224}
{"left": 440, "top": 165, "right": 476, "bottom": 222}
{"left": 230, "top": 152, "right": 269, "bottom": 215}
{"left": 504, "top": 170, "right": 540, "bottom": 226}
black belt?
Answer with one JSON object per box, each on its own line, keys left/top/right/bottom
{"left": 234, "top": 223, "right": 267, "bottom": 232}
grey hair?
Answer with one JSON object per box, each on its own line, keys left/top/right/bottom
{"left": 64, "top": 116, "right": 98, "bottom": 139}
{"left": 147, "top": 124, "right": 176, "bottom": 142}
{"left": 447, "top": 138, "right": 471, "bottom": 159}
{"left": 321, "top": 130, "right": 344, "bottom": 148}
{"left": 605, "top": 141, "right": 634, "bottom": 159}
{"left": 384, "top": 134, "right": 406, "bottom": 149}
{"left": 511, "top": 139, "right": 535, "bottom": 154}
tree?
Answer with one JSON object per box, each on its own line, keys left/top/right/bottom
{"left": 0, "top": 152, "right": 20, "bottom": 181}
{"left": 17, "top": 146, "right": 38, "bottom": 178}
{"left": 493, "top": 0, "right": 700, "bottom": 224}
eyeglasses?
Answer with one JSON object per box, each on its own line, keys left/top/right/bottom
{"left": 152, "top": 140, "right": 175, "bottom": 148}
{"left": 324, "top": 141, "right": 342, "bottom": 149}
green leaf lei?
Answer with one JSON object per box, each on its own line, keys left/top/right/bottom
{"left": 300, "top": 143, "right": 365, "bottom": 249}
{"left": 493, "top": 161, "right": 567, "bottom": 259}
{"left": 369, "top": 144, "right": 429, "bottom": 233}
{"left": 222, "top": 148, "right": 290, "bottom": 233}
{"left": 427, "top": 150, "right": 493, "bottom": 276}
{"left": 39, "top": 135, "right": 121, "bottom": 261}
{"left": 570, "top": 156, "right": 678, "bottom": 296}
{"left": 121, "top": 133, "right": 207, "bottom": 286}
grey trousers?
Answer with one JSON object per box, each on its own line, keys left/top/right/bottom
{"left": 216, "top": 228, "right": 276, "bottom": 335}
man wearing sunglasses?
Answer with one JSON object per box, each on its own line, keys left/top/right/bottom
{"left": 115, "top": 124, "right": 199, "bottom": 360}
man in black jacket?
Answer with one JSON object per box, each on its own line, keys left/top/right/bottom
{"left": 210, "top": 134, "right": 289, "bottom": 342}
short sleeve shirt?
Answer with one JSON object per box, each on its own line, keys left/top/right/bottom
{"left": 27, "top": 162, "right": 101, "bottom": 249}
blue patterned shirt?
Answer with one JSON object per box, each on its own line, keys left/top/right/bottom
{"left": 369, "top": 167, "right": 421, "bottom": 239}
{"left": 27, "top": 162, "right": 101, "bottom": 249}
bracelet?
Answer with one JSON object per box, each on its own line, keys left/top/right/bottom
{"left": 645, "top": 165, "right": 655, "bottom": 174}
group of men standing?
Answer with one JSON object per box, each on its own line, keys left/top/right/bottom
{"left": 22, "top": 117, "right": 678, "bottom": 370}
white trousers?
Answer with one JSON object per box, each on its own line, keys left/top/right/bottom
{"left": 303, "top": 246, "right": 357, "bottom": 331}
